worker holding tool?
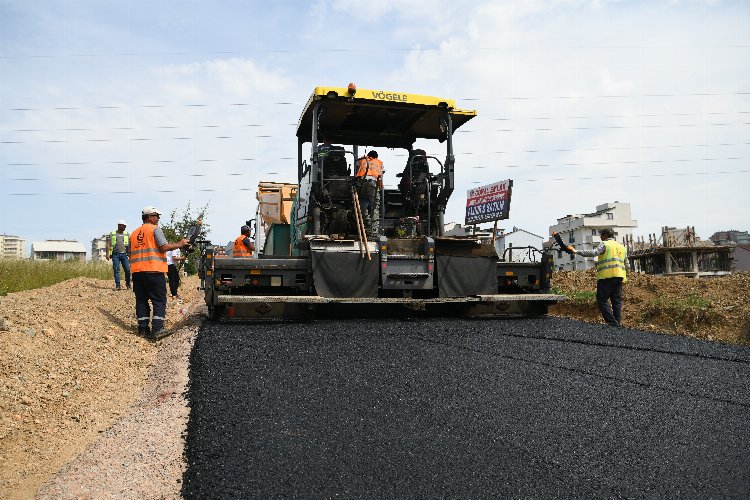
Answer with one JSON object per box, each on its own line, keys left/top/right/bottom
{"left": 569, "top": 228, "right": 628, "bottom": 327}
{"left": 355, "top": 150, "right": 383, "bottom": 238}
{"left": 130, "top": 206, "right": 189, "bottom": 340}
{"left": 233, "top": 224, "right": 255, "bottom": 257}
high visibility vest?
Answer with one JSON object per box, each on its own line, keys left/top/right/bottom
{"left": 596, "top": 240, "right": 627, "bottom": 282}
{"left": 129, "top": 223, "right": 167, "bottom": 273}
{"left": 233, "top": 235, "right": 253, "bottom": 257}
{"left": 356, "top": 157, "right": 383, "bottom": 179}
{"left": 110, "top": 231, "right": 129, "bottom": 254}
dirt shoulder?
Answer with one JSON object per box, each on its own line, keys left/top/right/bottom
{"left": 549, "top": 270, "right": 750, "bottom": 346}
{"left": 0, "top": 276, "right": 202, "bottom": 499}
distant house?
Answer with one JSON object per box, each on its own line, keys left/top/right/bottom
{"left": 732, "top": 245, "right": 750, "bottom": 271}
{"left": 495, "top": 227, "right": 544, "bottom": 262}
{"left": 31, "top": 240, "right": 86, "bottom": 262}
{"left": 0, "top": 234, "right": 26, "bottom": 259}
{"left": 548, "top": 201, "right": 637, "bottom": 271}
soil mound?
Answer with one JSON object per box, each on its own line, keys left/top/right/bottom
{"left": 549, "top": 270, "right": 750, "bottom": 346}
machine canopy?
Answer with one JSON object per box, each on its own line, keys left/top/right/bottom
{"left": 296, "top": 86, "right": 477, "bottom": 149}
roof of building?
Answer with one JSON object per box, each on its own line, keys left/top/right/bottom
{"left": 501, "top": 227, "right": 544, "bottom": 239}
{"left": 32, "top": 240, "right": 87, "bottom": 253}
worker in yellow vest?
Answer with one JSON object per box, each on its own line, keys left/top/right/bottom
{"left": 572, "top": 228, "right": 627, "bottom": 327}
{"left": 355, "top": 150, "right": 383, "bottom": 237}
{"left": 129, "top": 206, "right": 189, "bottom": 340}
{"left": 106, "top": 219, "right": 131, "bottom": 290}
{"left": 233, "top": 225, "right": 255, "bottom": 257}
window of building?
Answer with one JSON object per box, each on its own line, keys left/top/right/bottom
{"left": 592, "top": 229, "right": 597, "bottom": 236}
{"left": 568, "top": 234, "right": 575, "bottom": 243}
{"left": 606, "top": 213, "right": 613, "bottom": 220}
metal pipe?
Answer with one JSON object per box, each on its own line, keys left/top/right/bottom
{"left": 313, "top": 207, "right": 320, "bottom": 235}
{"left": 426, "top": 176, "right": 431, "bottom": 236}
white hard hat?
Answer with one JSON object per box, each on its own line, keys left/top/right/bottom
{"left": 141, "top": 206, "right": 162, "bottom": 216}
{"left": 117, "top": 219, "right": 126, "bottom": 225}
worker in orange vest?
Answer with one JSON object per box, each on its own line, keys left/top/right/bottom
{"left": 355, "top": 150, "right": 383, "bottom": 237}
{"left": 129, "top": 206, "right": 189, "bottom": 340}
{"left": 233, "top": 225, "right": 255, "bottom": 257}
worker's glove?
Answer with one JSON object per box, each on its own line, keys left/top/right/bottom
{"left": 552, "top": 232, "right": 576, "bottom": 254}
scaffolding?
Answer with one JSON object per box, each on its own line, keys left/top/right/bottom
{"left": 626, "top": 226, "right": 733, "bottom": 278}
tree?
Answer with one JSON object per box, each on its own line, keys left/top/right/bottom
{"left": 161, "top": 202, "right": 210, "bottom": 275}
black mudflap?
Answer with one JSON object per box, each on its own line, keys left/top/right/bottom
{"left": 311, "top": 251, "right": 379, "bottom": 298}
{"left": 436, "top": 255, "right": 497, "bottom": 297}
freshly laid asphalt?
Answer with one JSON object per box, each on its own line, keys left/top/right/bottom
{"left": 182, "top": 317, "right": 750, "bottom": 498}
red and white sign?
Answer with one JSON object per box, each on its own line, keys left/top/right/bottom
{"left": 465, "top": 179, "right": 513, "bottom": 224}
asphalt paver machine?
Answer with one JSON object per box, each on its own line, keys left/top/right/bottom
{"left": 199, "top": 84, "right": 563, "bottom": 319}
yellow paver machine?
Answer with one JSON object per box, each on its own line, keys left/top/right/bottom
{"left": 198, "top": 84, "right": 564, "bottom": 319}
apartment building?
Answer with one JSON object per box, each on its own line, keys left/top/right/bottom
{"left": 91, "top": 235, "right": 108, "bottom": 261}
{"left": 0, "top": 234, "right": 26, "bottom": 259}
{"left": 548, "top": 202, "right": 637, "bottom": 271}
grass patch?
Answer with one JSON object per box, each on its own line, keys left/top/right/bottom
{"left": 652, "top": 293, "right": 711, "bottom": 310}
{"left": 0, "top": 259, "right": 111, "bottom": 296}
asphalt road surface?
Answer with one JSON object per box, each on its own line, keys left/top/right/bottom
{"left": 183, "top": 317, "right": 750, "bottom": 498}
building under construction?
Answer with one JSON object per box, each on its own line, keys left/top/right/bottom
{"left": 627, "top": 226, "right": 733, "bottom": 278}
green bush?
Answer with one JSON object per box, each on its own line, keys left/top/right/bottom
{"left": 0, "top": 259, "right": 111, "bottom": 296}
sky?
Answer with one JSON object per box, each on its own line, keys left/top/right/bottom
{"left": 1, "top": 0, "right": 748, "bottom": 256}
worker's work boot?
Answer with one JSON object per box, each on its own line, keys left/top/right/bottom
{"left": 152, "top": 328, "right": 170, "bottom": 340}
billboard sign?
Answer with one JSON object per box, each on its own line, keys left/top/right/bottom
{"left": 465, "top": 179, "right": 513, "bottom": 225}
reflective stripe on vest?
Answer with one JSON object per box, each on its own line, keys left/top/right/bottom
{"left": 129, "top": 224, "right": 167, "bottom": 273}
{"left": 233, "top": 235, "right": 253, "bottom": 257}
{"left": 356, "top": 157, "right": 383, "bottom": 179}
{"left": 596, "top": 240, "right": 627, "bottom": 281}
{"left": 110, "top": 231, "right": 129, "bottom": 254}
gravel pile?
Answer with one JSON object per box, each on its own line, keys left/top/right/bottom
{"left": 0, "top": 276, "right": 201, "bottom": 499}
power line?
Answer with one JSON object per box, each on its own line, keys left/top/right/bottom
{"left": 4, "top": 142, "right": 747, "bottom": 168}
{"left": 493, "top": 111, "right": 750, "bottom": 121}
{"left": 3, "top": 169, "right": 748, "bottom": 196}
{"left": 4, "top": 111, "right": 748, "bottom": 134}
{"left": 2, "top": 121, "right": 747, "bottom": 144}
{"left": 7, "top": 103, "right": 296, "bottom": 112}
{"left": 2, "top": 44, "right": 750, "bottom": 60}
{"left": 522, "top": 169, "right": 750, "bottom": 183}
{"left": 3, "top": 153, "right": 745, "bottom": 180}
{"left": 4, "top": 91, "right": 749, "bottom": 112}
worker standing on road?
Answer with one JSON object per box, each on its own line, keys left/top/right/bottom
{"left": 233, "top": 225, "right": 255, "bottom": 257}
{"left": 356, "top": 150, "right": 383, "bottom": 237}
{"left": 572, "top": 228, "right": 627, "bottom": 327}
{"left": 130, "top": 206, "right": 189, "bottom": 340}
{"left": 106, "top": 219, "right": 131, "bottom": 290}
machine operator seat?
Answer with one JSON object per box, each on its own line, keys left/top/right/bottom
{"left": 397, "top": 149, "right": 430, "bottom": 199}
{"left": 320, "top": 145, "right": 348, "bottom": 178}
